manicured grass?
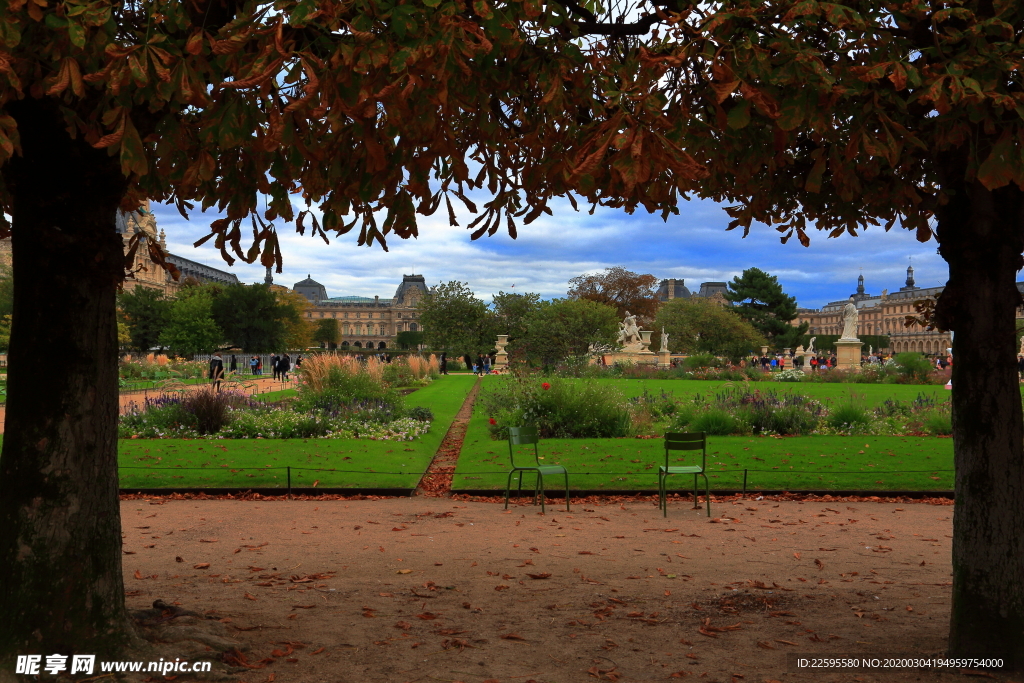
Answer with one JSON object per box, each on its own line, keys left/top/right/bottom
{"left": 117, "top": 375, "right": 476, "bottom": 490}
{"left": 452, "top": 384, "right": 955, "bottom": 491}
{"left": 567, "top": 378, "right": 955, "bottom": 405}
{"left": 120, "top": 377, "right": 207, "bottom": 393}
{"left": 256, "top": 388, "right": 299, "bottom": 403}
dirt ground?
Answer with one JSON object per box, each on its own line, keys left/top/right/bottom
{"left": 117, "top": 494, "right": 1023, "bottom": 683}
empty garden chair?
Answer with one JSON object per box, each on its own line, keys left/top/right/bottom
{"left": 504, "top": 426, "right": 570, "bottom": 513}
{"left": 659, "top": 432, "right": 711, "bottom": 517}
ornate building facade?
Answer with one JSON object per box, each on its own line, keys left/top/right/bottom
{"left": 791, "top": 267, "right": 1022, "bottom": 355}
{"left": 0, "top": 203, "right": 239, "bottom": 293}
{"left": 657, "top": 278, "right": 730, "bottom": 305}
{"left": 294, "top": 274, "right": 427, "bottom": 350}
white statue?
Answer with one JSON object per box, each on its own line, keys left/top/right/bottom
{"left": 620, "top": 311, "right": 640, "bottom": 345}
{"left": 659, "top": 327, "right": 669, "bottom": 353}
{"left": 840, "top": 298, "right": 859, "bottom": 340}
{"left": 807, "top": 337, "right": 816, "bottom": 354}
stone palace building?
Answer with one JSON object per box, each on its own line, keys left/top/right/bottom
{"left": 792, "top": 266, "right": 1018, "bottom": 355}
{"left": 292, "top": 273, "right": 427, "bottom": 350}
{"left": 0, "top": 202, "right": 239, "bottom": 293}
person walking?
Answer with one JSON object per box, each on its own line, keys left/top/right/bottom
{"left": 256, "top": 356, "right": 263, "bottom": 375}
{"left": 475, "top": 354, "right": 485, "bottom": 377}
{"left": 270, "top": 354, "right": 280, "bottom": 380}
{"left": 250, "top": 355, "right": 258, "bottom": 375}
{"left": 295, "top": 355, "right": 303, "bottom": 369}
{"left": 440, "top": 352, "right": 448, "bottom": 375}
{"left": 209, "top": 353, "right": 224, "bottom": 392}
{"left": 280, "top": 353, "right": 292, "bottom": 381}
{"left": 483, "top": 354, "right": 491, "bottom": 375}
{"left": 229, "top": 354, "right": 238, "bottom": 375}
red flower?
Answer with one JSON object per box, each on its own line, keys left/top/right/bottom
{"left": 541, "top": 382, "right": 551, "bottom": 390}
{"left": 489, "top": 418, "right": 497, "bottom": 425}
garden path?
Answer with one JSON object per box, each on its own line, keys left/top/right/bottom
{"left": 416, "top": 377, "right": 482, "bottom": 496}
{"left": 119, "top": 495, "right": 979, "bottom": 683}
{"left": 0, "top": 376, "right": 296, "bottom": 434}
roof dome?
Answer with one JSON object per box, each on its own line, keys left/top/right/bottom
{"left": 393, "top": 274, "right": 428, "bottom": 305}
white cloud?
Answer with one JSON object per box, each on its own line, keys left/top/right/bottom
{"left": 151, "top": 193, "right": 948, "bottom": 310}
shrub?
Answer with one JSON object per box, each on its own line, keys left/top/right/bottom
{"left": 684, "top": 353, "right": 719, "bottom": 370}
{"left": 407, "top": 406, "right": 434, "bottom": 422}
{"left": 923, "top": 410, "right": 953, "bottom": 436}
{"left": 670, "top": 403, "right": 702, "bottom": 430}
{"left": 689, "top": 408, "right": 743, "bottom": 436}
{"left": 893, "top": 352, "right": 935, "bottom": 384}
{"left": 481, "top": 377, "right": 633, "bottom": 439}
{"left": 180, "top": 386, "right": 245, "bottom": 434}
{"left": 827, "top": 403, "right": 872, "bottom": 431}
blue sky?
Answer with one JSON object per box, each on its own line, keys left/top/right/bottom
{"left": 150, "top": 194, "right": 946, "bottom": 310}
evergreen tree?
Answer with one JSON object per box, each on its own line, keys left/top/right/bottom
{"left": 724, "top": 268, "right": 807, "bottom": 349}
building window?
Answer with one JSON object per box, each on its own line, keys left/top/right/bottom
{"left": 410, "top": 323, "right": 418, "bottom": 332}
{"left": 379, "top": 324, "right": 385, "bottom": 335}
{"left": 331, "top": 312, "right": 336, "bottom": 318}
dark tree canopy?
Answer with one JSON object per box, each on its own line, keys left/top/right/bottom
{"left": 117, "top": 285, "right": 171, "bottom": 353}
{"left": 724, "top": 267, "right": 806, "bottom": 349}
{"left": 210, "top": 283, "right": 290, "bottom": 353}
{"left": 313, "top": 318, "right": 340, "bottom": 347}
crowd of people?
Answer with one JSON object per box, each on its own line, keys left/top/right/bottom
{"left": 205, "top": 352, "right": 305, "bottom": 391}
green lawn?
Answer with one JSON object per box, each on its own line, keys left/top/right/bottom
{"left": 569, "top": 378, "right": 955, "bottom": 405}
{"left": 120, "top": 377, "right": 208, "bottom": 393}
{"left": 452, "top": 377, "right": 956, "bottom": 492}
{"left": 117, "top": 375, "right": 476, "bottom": 490}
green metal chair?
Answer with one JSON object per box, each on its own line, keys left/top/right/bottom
{"left": 658, "top": 432, "right": 711, "bottom": 517}
{"left": 504, "top": 426, "right": 570, "bottom": 513}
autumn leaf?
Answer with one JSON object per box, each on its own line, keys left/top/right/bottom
{"left": 394, "top": 621, "right": 412, "bottom": 630}
{"left": 526, "top": 573, "right": 551, "bottom": 579}
{"left": 193, "top": 563, "right": 210, "bottom": 569}
{"left": 415, "top": 612, "right": 437, "bottom": 620}
{"left": 500, "top": 633, "right": 527, "bottom": 641}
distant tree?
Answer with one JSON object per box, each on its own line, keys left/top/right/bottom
{"left": 275, "top": 288, "right": 314, "bottom": 350}
{"left": 116, "top": 321, "right": 131, "bottom": 349}
{"left": 418, "top": 281, "right": 490, "bottom": 353}
{"left": 117, "top": 287, "right": 171, "bottom": 352}
{"left": 396, "top": 330, "right": 425, "bottom": 350}
{"left": 724, "top": 268, "right": 807, "bottom": 350}
{"left": 567, "top": 267, "right": 659, "bottom": 324}
{"left": 0, "top": 264, "right": 11, "bottom": 322}
{"left": 520, "top": 299, "right": 620, "bottom": 368}
{"left": 491, "top": 291, "right": 541, "bottom": 344}
{"left": 159, "top": 289, "right": 223, "bottom": 357}
{"left": 655, "top": 297, "right": 766, "bottom": 363}
{"left": 313, "top": 319, "right": 340, "bottom": 349}
{"left": 211, "top": 284, "right": 288, "bottom": 353}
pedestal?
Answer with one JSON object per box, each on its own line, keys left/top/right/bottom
{"left": 658, "top": 350, "right": 671, "bottom": 369}
{"left": 835, "top": 339, "right": 863, "bottom": 371}
{"left": 494, "top": 334, "right": 509, "bottom": 370}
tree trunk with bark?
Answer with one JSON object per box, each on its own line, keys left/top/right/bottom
{"left": 0, "top": 98, "right": 135, "bottom": 663}
{"left": 936, "top": 177, "right": 1024, "bottom": 664}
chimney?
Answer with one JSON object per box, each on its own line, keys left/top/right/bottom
{"left": 375, "top": 295, "right": 379, "bottom": 304}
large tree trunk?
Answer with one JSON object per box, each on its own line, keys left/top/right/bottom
{"left": 0, "top": 99, "right": 135, "bottom": 663}
{"left": 936, "top": 178, "right": 1024, "bottom": 663}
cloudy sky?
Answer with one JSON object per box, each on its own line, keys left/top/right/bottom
{"left": 151, "top": 194, "right": 946, "bottom": 310}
